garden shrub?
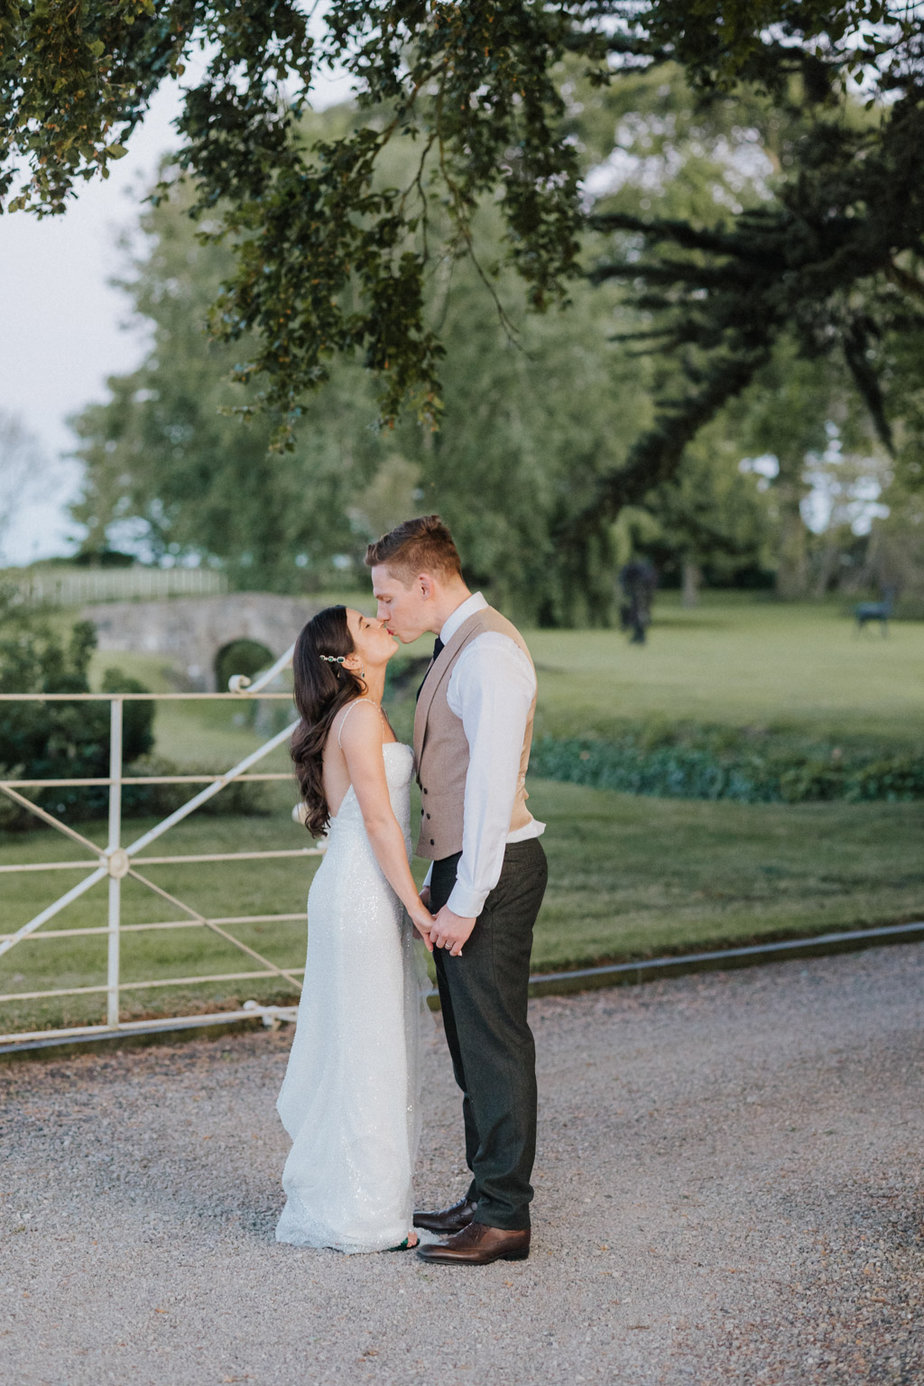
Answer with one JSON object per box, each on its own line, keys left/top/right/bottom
{"left": 530, "top": 730, "right": 924, "bottom": 804}
{"left": 0, "top": 592, "right": 154, "bottom": 827}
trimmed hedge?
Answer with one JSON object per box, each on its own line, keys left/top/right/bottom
{"left": 530, "top": 732, "right": 924, "bottom": 804}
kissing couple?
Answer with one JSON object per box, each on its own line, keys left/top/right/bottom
{"left": 275, "top": 515, "right": 548, "bottom": 1264}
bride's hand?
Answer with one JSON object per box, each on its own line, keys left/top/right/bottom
{"left": 410, "top": 904, "right": 435, "bottom": 952}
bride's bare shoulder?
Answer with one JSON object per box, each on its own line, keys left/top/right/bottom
{"left": 333, "top": 697, "right": 384, "bottom": 750}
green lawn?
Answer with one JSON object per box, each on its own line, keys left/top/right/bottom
{"left": 532, "top": 781, "right": 924, "bottom": 966}
{"left": 2, "top": 595, "right": 922, "bottom": 1035}
{"left": 528, "top": 592, "right": 924, "bottom": 745}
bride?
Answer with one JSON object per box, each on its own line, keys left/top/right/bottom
{"left": 275, "top": 605, "right": 434, "bottom": 1253}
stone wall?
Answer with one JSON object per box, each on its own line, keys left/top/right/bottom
{"left": 82, "top": 593, "right": 322, "bottom": 690}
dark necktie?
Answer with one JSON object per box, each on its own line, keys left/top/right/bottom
{"left": 416, "top": 636, "right": 444, "bottom": 702}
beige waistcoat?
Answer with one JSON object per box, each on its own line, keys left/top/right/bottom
{"left": 412, "top": 606, "right": 536, "bottom": 861}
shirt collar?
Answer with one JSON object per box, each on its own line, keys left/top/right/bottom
{"left": 440, "top": 591, "right": 486, "bottom": 645}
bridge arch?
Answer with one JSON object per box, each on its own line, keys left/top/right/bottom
{"left": 214, "top": 638, "right": 276, "bottom": 693}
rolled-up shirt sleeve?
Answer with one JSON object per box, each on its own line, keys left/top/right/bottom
{"left": 445, "top": 632, "right": 540, "bottom": 919}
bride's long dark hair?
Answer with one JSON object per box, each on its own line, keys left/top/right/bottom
{"left": 290, "top": 606, "right": 367, "bottom": 838}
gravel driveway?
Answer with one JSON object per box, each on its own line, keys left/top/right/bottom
{"left": 1, "top": 945, "right": 922, "bottom": 1386}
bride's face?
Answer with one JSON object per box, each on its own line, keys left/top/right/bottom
{"left": 345, "top": 608, "right": 399, "bottom": 669}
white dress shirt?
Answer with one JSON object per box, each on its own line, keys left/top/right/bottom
{"left": 435, "top": 593, "right": 545, "bottom": 919}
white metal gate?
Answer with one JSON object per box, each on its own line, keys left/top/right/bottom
{"left": 0, "top": 647, "right": 320, "bottom": 1051}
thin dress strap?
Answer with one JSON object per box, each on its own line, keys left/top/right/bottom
{"left": 336, "top": 697, "right": 382, "bottom": 749}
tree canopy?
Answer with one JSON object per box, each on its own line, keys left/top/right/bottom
{"left": 4, "top": 1, "right": 923, "bottom": 515}
{"left": 70, "top": 150, "right": 663, "bottom": 620}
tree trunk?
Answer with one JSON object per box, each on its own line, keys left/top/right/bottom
{"left": 681, "top": 558, "right": 701, "bottom": 607}
{"left": 811, "top": 537, "right": 840, "bottom": 598}
{"left": 774, "top": 457, "right": 810, "bottom": 599}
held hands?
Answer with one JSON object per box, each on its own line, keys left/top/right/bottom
{"left": 412, "top": 886, "right": 477, "bottom": 957}
{"left": 428, "top": 905, "right": 476, "bottom": 958}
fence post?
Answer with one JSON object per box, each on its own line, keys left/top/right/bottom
{"left": 106, "top": 698, "right": 124, "bottom": 1028}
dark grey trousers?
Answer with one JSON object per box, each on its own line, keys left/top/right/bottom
{"left": 430, "top": 837, "right": 548, "bottom": 1231}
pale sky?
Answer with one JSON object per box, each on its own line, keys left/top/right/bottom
{"left": 1, "top": 54, "right": 351, "bottom": 568}
{"left": 0, "top": 83, "right": 182, "bottom": 566}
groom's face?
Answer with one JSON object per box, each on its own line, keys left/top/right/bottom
{"left": 371, "top": 563, "right": 432, "bottom": 643}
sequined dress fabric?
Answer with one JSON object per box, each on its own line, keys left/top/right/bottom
{"left": 276, "top": 741, "right": 424, "bottom": 1252}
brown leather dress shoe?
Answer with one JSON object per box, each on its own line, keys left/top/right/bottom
{"left": 415, "top": 1222, "right": 530, "bottom": 1265}
{"left": 412, "top": 1197, "right": 477, "bottom": 1234}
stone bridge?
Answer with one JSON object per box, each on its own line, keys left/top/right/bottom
{"left": 81, "top": 593, "right": 322, "bottom": 690}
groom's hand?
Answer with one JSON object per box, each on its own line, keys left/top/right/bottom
{"left": 431, "top": 906, "right": 476, "bottom": 958}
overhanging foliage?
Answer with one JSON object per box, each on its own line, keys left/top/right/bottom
{"left": 3, "top": 2, "right": 923, "bottom": 505}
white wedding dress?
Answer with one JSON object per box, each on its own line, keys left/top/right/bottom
{"left": 276, "top": 739, "right": 424, "bottom": 1253}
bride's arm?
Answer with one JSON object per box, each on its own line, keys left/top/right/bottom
{"left": 339, "top": 703, "right": 433, "bottom": 948}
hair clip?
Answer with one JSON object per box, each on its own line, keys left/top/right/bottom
{"left": 319, "top": 654, "right": 345, "bottom": 664}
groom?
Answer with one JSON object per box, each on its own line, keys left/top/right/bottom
{"left": 366, "top": 515, "right": 548, "bottom": 1265}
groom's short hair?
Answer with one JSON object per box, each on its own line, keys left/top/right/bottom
{"left": 365, "top": 514, "right": 463, "bottom": 584}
